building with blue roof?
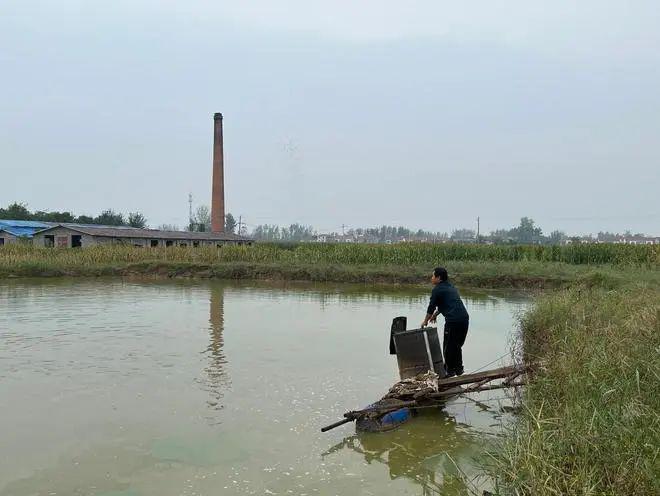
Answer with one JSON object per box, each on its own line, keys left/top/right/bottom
{"left": 0, "top": 220, "right": 55, "bottom": 245}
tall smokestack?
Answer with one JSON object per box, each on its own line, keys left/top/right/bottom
{"left": 211, "top": 112, "right": 225, "bottom": 232}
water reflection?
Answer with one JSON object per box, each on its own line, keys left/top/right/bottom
{"left": 212, "top": 281, "right": 529, "bottom": 319}
{"left": 323, "top": 409, "right": 497, "bottom": 495}
{"left": 201, "top": 285, "right": 230, "bottom": 414}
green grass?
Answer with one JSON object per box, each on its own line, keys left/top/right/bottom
{"left": 487, "top": 285, "right": 660, "bottom": 495}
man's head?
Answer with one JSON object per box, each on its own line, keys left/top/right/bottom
{"left": 431, "top": 267, "right": 448, "bottom": 284}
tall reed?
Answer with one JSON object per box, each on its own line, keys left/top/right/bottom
{"left": 488, "top": 286, "right": 660, "bottom": 495}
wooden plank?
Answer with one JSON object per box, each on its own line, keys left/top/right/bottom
{"left": 436, "top": 365, "right": 521, "bottom": 389}
{"left": 429, "top": 380, "right": 525, "bottom": 399}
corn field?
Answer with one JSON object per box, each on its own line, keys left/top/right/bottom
{"left": 1, "top": 242, "right": 658, "bottom": 268}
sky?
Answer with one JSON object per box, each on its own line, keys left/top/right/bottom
{"left": 1, "top": 1, "right": 659, "bottom": 235}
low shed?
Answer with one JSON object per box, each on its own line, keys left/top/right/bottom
{"left": 32, "top": 224, "right": 251, "bottom": 248}
{"left": 0, "top": 220, "right": 54, "bottom": 245}
{"left": 0, "top": 229, "right": 18, "bottom": 246}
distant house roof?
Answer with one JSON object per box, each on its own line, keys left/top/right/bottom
{"left": 60, "top": 222, "right": 141, "bottom": 230}
{"left": 0, "top": 219, "right": 54, "bottom": 237}
{"left": 35, "top": 224, "right": 251, "bottom": 242}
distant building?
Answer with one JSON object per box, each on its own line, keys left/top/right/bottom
{"left": 611, "top": 236, "right": 660, "bottom": 245}
{"left": 562, "top": 235, "right": 659, "bottom": 245}
{"left": 32, "top": 224, "right": 250, "bottom": 248}
{"left": 0, "top": 219, "right": 251, "bottom": 248}
{"left": 0, "top": 220, "right": 53, "bottom": 245}
{"left": 0, "top": 229, "right": 17, "bottom": 246}
{"left": 562, "top": 236, "right": 595, "bottom": 245}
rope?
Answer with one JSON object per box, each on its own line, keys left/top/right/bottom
{"left": 467, "top": 351, "right": 511, "bottom": 375}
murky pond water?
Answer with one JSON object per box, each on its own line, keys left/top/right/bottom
{"left": 0, "top": 279, "right": 529, "bottom": 496}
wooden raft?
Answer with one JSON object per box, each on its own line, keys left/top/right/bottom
{"left": 321, "top": 364, "right": 528, "bottom": 432}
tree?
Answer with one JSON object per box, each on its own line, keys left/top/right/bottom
{"left": 252, "top": 224, "right": 280, "bottom": 241}
{"left": 282, "top": 223, "right": 315, "bottom": 241}
{"left": 33, "top": 210, "right": 76, "bottom": 223}
{"left": 488, "top": 229, "right": 512, "bottom": 243}
{"left": 0, "top": 202, "right": 31, "bottom": 220}
{"left": 450, "top": 229, "right": 476, "bottom": 241}
{"left": 225, "top": 213, "right": 237, "bottom": 234}
{"left": 547, "top": 230, "right": 566, "bottom": 245}
{"left": 157, "top": 224, "right": 179, "bottom": 231}
{"left": 76, "top": 215, "right": 95, "bottom": 224}
{"left": 128, "top": 212, "right": 147, "bottom": 228}
{"left": 95, "top": 209, "right": 125, "bottom": 226}
{"left": 189, "top": 205, "right": 211, "bottom": 232}
{"left": 510, "top": 217, "right": 543, "bottom": 244}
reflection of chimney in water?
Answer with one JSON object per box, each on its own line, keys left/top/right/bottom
{"left": 208, "top": 284, "right": 224, "bottom": 354}
{"left": 205, "top": 284, "right": 229, "bottom": 411}
{"left": 211, "top": 113, "right": 225, "bottom": 232}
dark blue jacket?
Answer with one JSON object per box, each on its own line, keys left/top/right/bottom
{"left": 427, "top": 281, "right": 469, "bottom": 323}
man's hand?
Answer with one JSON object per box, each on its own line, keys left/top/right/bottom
{"left": 421, "top": 313, "right": 432, "bottom": 328}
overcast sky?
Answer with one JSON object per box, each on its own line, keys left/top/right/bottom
{"left": 2, "top": 1, "right": 659, "bottom": 235}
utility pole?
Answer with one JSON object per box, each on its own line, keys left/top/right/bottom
{"left": 238, "top": 215, "right": 243, "bottom": 236}
{"left": 477, "top": 216, "right": 480, "bottom": 243}
{"left": 341, "top": 224, "right": 347, "bottom": 236}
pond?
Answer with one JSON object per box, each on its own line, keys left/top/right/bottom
{"left": 0, "top": 279, "right": 529, "bottom": 495}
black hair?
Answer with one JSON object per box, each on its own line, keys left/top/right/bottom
{"left": 433, "top": 267, "right": 448, "bottom": 281}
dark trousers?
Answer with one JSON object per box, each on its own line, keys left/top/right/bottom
{"left": 443, "top": 320, "right": 469, "bottom": 374}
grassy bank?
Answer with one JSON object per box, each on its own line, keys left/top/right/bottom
{"left": 1, "top": 244, "right": 658, "bottom": 289}
{"left": 488, "top": 285, "right": 660, "bottom": 495}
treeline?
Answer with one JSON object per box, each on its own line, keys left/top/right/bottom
{"left": 351, "top": 218, "right": 566, "bottom": 244}
{"left": 349, "top": 226, "right": 449, "bottom": 242}
{"left": 249, "top": 224, "right": 449, "bottom": 242}
{"left": 0, "top": 202, "right": 148, "bottom": 228}
{"left": 252, "top": 224, "right": 316, "bottom": 241}
{"left": 251, "top": 217, "right": 655, "bottom": 245}
{"left": 249, "top": 217, "right": 553, "bottom": 243}
{"left": 479, "top": 217, "right": 558, "bottom": 244}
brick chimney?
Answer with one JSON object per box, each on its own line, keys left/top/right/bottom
{"left": 211, "top": 112, "right": 225, "bottom": 232}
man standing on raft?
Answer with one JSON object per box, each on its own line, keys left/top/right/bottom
{"left": 421, "top": 267, "right": 470, "bottom": 377}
